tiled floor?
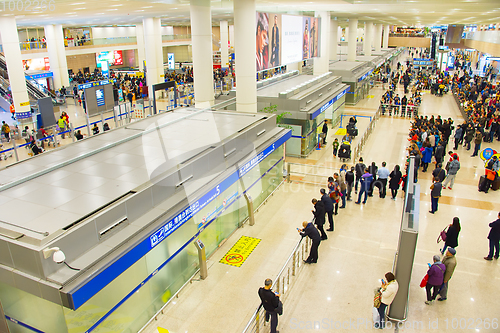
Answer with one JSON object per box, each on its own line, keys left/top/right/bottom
{"left": 142, "top": 50, "right": 500, "bottom": 333}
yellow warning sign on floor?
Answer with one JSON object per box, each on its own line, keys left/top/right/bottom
{"left": 219, "top": 236, "right": 261, "bottom": 267}
{"left": 367, "top": 95, "right": 374, "bottom": 98}
{"left": 335, "top": 128, "right": 347, "bottom": 136}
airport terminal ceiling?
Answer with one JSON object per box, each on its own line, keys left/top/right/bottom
{"left": 7, "top": 0, "right": 500, "bottom": 28}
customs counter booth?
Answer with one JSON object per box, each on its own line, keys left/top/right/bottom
{"left": 251, "top": 71, "right": 349, "bottom": 157}
{"left": 329, "top": 61, "right": 374, "bottom": 105}
{"left": 0, "top": 108, "right": 290, "bottom": 333}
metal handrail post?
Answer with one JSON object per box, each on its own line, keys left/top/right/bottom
{"left": 12, "top": 139, "right": 19, "bottom": 161}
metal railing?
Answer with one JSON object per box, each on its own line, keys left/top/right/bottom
{"left": 352, "top": 107, "right": 382, "bottom": 161}
{"left": 241, "top": 235, "right": 311, "bottom": 333}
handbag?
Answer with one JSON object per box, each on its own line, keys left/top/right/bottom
{"left": 419, "top": 274, "right": 429, "bottom": 288}
{"left": 437, "top": 226, "right": 448, "bottom": 243}
{"left": 374, "top": 288, "right": 382, "bottom": 308}
{"left": 275, "top": 300, "right": 283, "bottom": 315}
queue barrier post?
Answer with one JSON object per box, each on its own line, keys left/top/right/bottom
{"left": 12, "top": 139, "right": 19, "bottom": 162}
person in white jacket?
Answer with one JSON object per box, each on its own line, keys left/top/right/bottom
{"left": 377, "top": 272, "right": 399, "bottom": 329}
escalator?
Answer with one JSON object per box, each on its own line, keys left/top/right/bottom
{"left": 0, "top": 52, "right": 61, "bottom": 105}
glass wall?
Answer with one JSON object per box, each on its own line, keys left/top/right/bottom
{"left": 0, "top": 145, "right": 284, "bottom": 333}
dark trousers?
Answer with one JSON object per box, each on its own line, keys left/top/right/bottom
{"left": 472, "top": 143, "right": 481, "bottom": 156}
{"left": 454, "top": 139, "right": 459, "bottom": 150}
{"left": 426, "top": 284, "right": 440, "bottom": 301}
{"left": 333, "top": 202, "right": 338, "bottom": 215}
{"left": 326, "top": 210, "right": 334, "bottom": 231}
{"left": 378, "top": 178, "right": 388, "bottom": 198}
{"left": 422, "top": 162, "right": 429, "bottom": 172}
{"left": 431, "top": 196, "right": 439, "bottom": 213}
{"left": 265, "top": 310, "right": 278, "bottom": 333}
{"left": 306, "top": 240, "right": 321, "bottom": 263}
{"left": 340, "top": 189, "right": 346, "bottom": 207}
{"left": 357, "top": 188, "right": 368, "bottom": 203}
{"left": 355, "top": 176, "right": 361, "bottom": 191}
{"left": 391, "top": 188, "right": 398, "bottom": 199}
{"left": 377, "top": 303, "right": 388, "bottom": 328}
{"left": 316, "top": 223, "right": 327, "bottom": 239}
{"left": 488, "top": 238, "right": 500, "bottom": 259}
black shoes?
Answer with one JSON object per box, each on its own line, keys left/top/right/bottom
{"left": 326, "top": 228, "right": 334, "bottom": 231}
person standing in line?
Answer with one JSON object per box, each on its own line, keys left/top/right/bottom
{"left": 338, "top": 165, "right": 348, "bottom": 208}
{"left": 471, "top": 130, "right": 483, "bottom": 157}
{"left": 1, "top": 121, "right": 10, "bottom": 143}
{"left": 332, "top": 138, "right": 339, "bottom": 157}
{"left": 453, "top": 125, "right": 463, "bottom": 150}
{"left": 311, "top": 198, "right": 327, "bottom": 240}
{"left": 438, "top": 248, "right": 457, "bottom": 302}
{"left": 441, "top": 217, "right": 461, "bottom": 254}
{"left": 377, "top": 272, "right": 399, "bottom": 329}
{"left": 345, "top": 166, "right": 355, "bottom": 201}
{"left": 377, "top": 162, "right": 390, "bottom": 198}
{"left": 321, "top": 120, "right": 328, "bottom": 145}
{"left": 258, "top": 278, "right": 280, "bottom": 333}
{"left": 320, "top": 189, "right": 334, "bottom": 231}
{"left": 298, "top": 221, "right": 321, "bottom": 263}
{"left": 355, "top": 158, "right": 366, "bottom": 194}
{"left": 442, "top": 155, "right": 460, "bottom": 190}
{"left": 429, "top": 176, "right": 442, "bottom": 214}
{"left": 484, "top": 212, "right": 500, "bottom": 260}
{"left": 425, "top": 254, "right": 446, "bottom": 305}
{"left": 432, "top": 163, "right": 446, "bottom": 183}
{"left": 355, "top": 168, "right": 373, "bottom": 205}
{"left": 367, "top": 162, "right": 378, "bottom": 197}
{"left": 435, "top": 142, "right": 445, "bottom": 165}
{"left": 389, "top": 165, "right": 402, "bottom": 200}
{"left": 421, "top": 144, "right": 433, "bottom": 172}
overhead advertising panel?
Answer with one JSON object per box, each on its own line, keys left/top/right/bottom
{"left": 256, "top": 12, "right": 321, "bottom": 72}
{"left": 281, "top": 15, "right": 302, "bottom": 65}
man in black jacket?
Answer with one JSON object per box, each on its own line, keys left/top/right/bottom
{"left": 322, "top": 120, "right": 328, "bottom": 145}
{"left": 320, "top": 189, "right": 334, "bottom": 231}
{"left": 355, "top": 157, "right": 366, "bottom": 194}
{"left": 432, "top": 163, "right": 446, "bottom": 182}
{"left": 258, "top": 278, "right": 280, "bottom": 333}
{"left": 312, "top": 199, "right": 327, "bottom": 240}
{"left": 484, "top": 212, "right": 500, "bottom": 260}
{"left": 345, "top": 166, "right": 355, "bottom": 201}
{"left": 299, "top": 221, "right": 321, "bottom": 263}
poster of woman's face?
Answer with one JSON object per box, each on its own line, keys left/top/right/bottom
{"left": 256, "top": 12, "right": 269, "bottom": 72}
{"left": 310, "top": 18, "right": 319, "bottom": 58}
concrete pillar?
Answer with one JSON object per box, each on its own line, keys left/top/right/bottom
{"left": 287, "top": 62, "right": 299, "bottom": 71}
{"left": 54, "top": 25, "right": 69, "bottom": 88}
{"left": 234, "top": 0, "right": 256, "bottom": 112}
{"left": 154, "top": 18, "right": 163, "bottom": 79}
{"left": 313, "top": 11, "right": 330, "bottom": 75}
{"left": 375, "top": 24, "right": 383, "bottom": 52}
{"left": 229, "top": 24, "right": 234, "bottom": 49}
{"left": 347, "top": 19, "right": 358, "bottom": 62}
{"left": 44, "top": 25, "right": 62, "bottom": 90}
{"left": 143, "top": 17, "right": 163, "bottom": 98}
{"left": 383, "top": 24, "right": 390, "bottom": 49}
{"left": 364, "top": 22, "right": 373, "bottom": 56}
{"left": 136, "top": 23, "right": 146, "bottom": 72}
{"left": 220, "top": 20, "right": 229, "bottom": 69}
{"left": 0, "top": 17, "right": 30, "bottom": 115}
{"left": 330, "top": 18, "right": 338, "bottom": 61}
{"left": 190, "top": 0, "right": 215, "bottom": 108}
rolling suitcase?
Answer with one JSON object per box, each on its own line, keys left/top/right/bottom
{"left": 478, "top": 175, "right": 487, "bottom": 192}
{"left": 492, "top": 178, "right": 500, "bottom": 191}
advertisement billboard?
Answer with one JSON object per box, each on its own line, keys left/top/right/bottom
{"left": 113, "top": 50, "right": 123, "bottom": 65}
{"left": 168, "top": 53, "right": 175, "bottom": 70}
{"left": 23, "top": 57, "right": 50, "bottom": 71}
{"left": 256, "top": 12, "right": 321, "bottom": 72}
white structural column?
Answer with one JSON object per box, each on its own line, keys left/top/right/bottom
{"left": 313, "top": 11, "right": 330, "bottom": 75}
{"left": 154, "top": 18, "right": 163, "bottom": 77}
{"left": 329, "top": 18, "right": 338, "bottom": 61}
{"left": 44, "top": 25, "right": 62, "bottom": 90}
{"left": 229, "top": 24, "right": 234, "bottom": 49}
{"left": 233, "top": 0, "right": 256, "bottom": 112}
{"left": 220, "top": 21, "right": 229, "bottom": 69}
{"left": 347, "top": 19, "right": 358, "bottom": 62}
{"left": 136, "top": 23, "right": 146, "bottom": 72}
{"left": 143, "top": 17, "right": 163, "bottom": 98}
{"left": 54, "top": 25, "right": 69, "bottom": 88}
{"left": 364, "top": 22, "right": 373, "bottom": 56}
{"left": 190, "top": 0, "right": 214, "bottom": 108}
{"left": 374, "top": 24, "right": 383, "bottom": 52}
{"left": 0, "top": 17, "right": 30, "bottom": 114}
{"left": 383, "top": 24, "right": 390, "bottom": 49}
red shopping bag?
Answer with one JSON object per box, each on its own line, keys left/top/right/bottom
{"left": 419, "top": 274, "right": 429, "bottom": 288}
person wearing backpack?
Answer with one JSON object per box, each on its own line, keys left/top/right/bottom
{"left": 355, "top": 158, "right": 366, "bottom": 194}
